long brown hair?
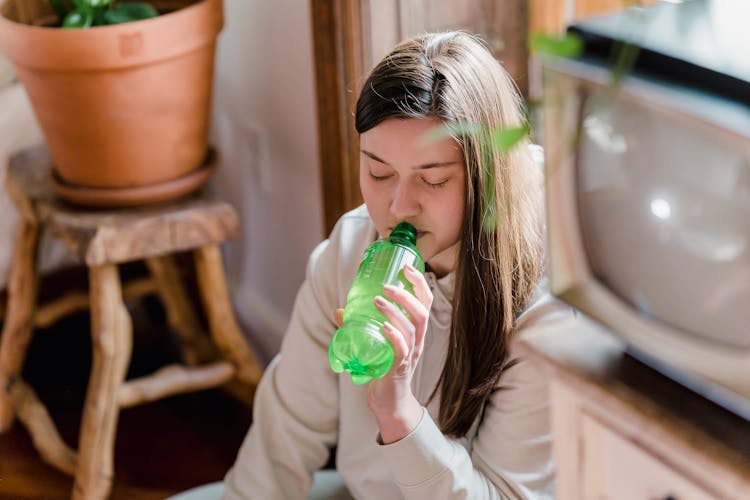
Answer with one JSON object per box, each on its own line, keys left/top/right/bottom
{"left": 355, "top": 32, "right": 544, "bottom": 437}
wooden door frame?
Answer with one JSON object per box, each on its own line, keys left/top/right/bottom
{"left": 310, "top": 0, "right": 368, "bottom": 235}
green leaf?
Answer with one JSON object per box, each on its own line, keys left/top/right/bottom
{"left": 62, "top": 10, "right": 93, "bottom": 28}
{"left": 47, "top": 0, "right": 70, "bottom": 20}
{"left": 610, "top": 41, "right": 641, "bottom": 83}
{"left": 103, "top": 2, "right": 159, "bottom": 24}
{"left": 491, "top": 125, "right": 529, "bottom": 153}
{"left": 443, "top": 121, "right": 483, "bottom": 137}
{"left": 425, "top": 122, "right": 529, "bottom": 154}
{"left": 91, "top": 7, "right": 109, "bottom": 26}
{"left": 421, "top": 120, "right": 482, "bottom": 145}
{"left": 529, "top": 33, "right": 583, "bottom": 58}
{"left": 86, "top": 0, "right": 111, "bottom": 6}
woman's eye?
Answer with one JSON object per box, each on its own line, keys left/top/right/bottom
{"left": 424, "top": 178, "right": 449, "bottom": 188}
{"left": 369, "top": 171, "right": 392, "bottom": 181}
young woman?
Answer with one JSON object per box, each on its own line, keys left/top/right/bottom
{"left": 222, "top": 31, "right": 569, "bottom": 499}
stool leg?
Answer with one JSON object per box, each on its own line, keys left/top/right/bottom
{"left": 73, "top": 264, "right": 132, "bottom": 500}
{"left": 194, "top": 245, "right": 262, "bottom": 389}
{"left": 0, "top": 218, "right": 40, "bottom": 432}
{"left": 145, "top": 255, "right": 217, "bottom": 364}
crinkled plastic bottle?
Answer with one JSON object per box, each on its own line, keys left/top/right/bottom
{"left": 328, "top": 222, "right": 425, "bottom": 384}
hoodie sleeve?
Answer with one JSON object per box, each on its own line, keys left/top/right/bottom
{"left": 378, "top": 294, "right": 571, "bottom": 499}
{"left": 223, "top": 228, "right": 347, "bottom": 499}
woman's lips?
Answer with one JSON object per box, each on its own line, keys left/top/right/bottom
{"left": 388, "top": 226, "right": 426, "bottom": 238}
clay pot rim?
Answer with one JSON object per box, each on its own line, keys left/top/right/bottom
{"left": 50, "top": 146, "right": 218, "bottom": 208}
{"left": 0, "top": 0, "right": 223, "bottom": 70}
{"left": 0, "top": 0, "right": 216, "bottom": 32}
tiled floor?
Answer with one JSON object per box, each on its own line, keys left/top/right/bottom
{"left": 0, "top": 290, "right": 253, "bottom": 499}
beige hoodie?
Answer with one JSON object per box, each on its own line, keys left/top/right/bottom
{"left": 224, "top": 205, "right": 571, "bottom": 499}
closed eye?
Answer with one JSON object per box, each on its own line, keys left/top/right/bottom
{"left": 369, "top": 172, "right": 393, "bottom": 181}
{"left": 424, "top": 178, "right": 449, "bottom": 188}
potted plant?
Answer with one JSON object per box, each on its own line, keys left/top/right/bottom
{"left": 47, "top": 0, "right": 159, "bottom": 28}
{"left": 0, "top": 0, "right": 223, "bottom": 207}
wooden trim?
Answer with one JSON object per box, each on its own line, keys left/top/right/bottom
{"left": 193, "top": 245, "right": 263, "bottom": 389}
{"left": 74, "top": 264, "right": 133, "bottom": 500}
{"left": 118, "top": 361, "right": 235, "bottom": 409}
{"left": 145, "top": 256, "right": 217, "bottom": 365}
{"left": 0, "top": 216, "right": 40, "bottom": 432}
{"left": 310, "top": 0, "right": 367, "bottom": 235}
{"left": 528, "top": 0, "right": 568, "bottom": 35}
{"left": 33, "top": 276, "right": 157, "bottom": 329}
{"left": 10, "top": 379, "right": 78, "bottom": 475}
{"left": 488, "top": 0, "right": 530, "bottom": 97}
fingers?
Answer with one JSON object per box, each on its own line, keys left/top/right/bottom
{"left": 380, "top": 263, "right": 432, "bottom": 325}
{"left": 380, "top": 321, "right": 410, "bottom": 361}
{"left": 375, "top": 265, "right": 432, "bottom": 364}
{"left": 380, "top": 287, "right": 425, "bottom": 360}
{"left": 374, "top": 297, "right": 414, "bottom": 368}
{"left": 381, "top": 285, "right": 427, "bottom": 333}
{"left": 385, "top": 264, "right": 432, "bottom": 350}
{"left": 374, "top": 296, "right": 413, "bottom": 371}
{"left": 333, "top": 308, "right": 344, "bottom": 327}
{"left": 374, "top": 295, "right": 415, "bottom": 341}
{"left": 402, "top": 264, "right": 433, "bottom": 309}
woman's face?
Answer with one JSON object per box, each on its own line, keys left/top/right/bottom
{"left": 359, "top": 117, "right": 466, "bottom": 276}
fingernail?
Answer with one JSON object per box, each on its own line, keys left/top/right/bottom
{"left": 374, "top": 296, "right": 387, "bottom": 307}
{"left": 404, "top": 263, "right": 417, "bottom": 273}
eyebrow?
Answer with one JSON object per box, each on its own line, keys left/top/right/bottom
{"left": 361, "top": 150, "right": 460, "bottom": 170}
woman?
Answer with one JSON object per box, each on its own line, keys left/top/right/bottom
{"left": 221, "top": 31, "right": 569, "bottom": 499}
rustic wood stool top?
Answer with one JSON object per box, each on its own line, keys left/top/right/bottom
{"left": 7, "top": 145, "right": 240, "bottom": 265}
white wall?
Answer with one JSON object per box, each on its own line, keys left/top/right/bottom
{"left": 210, "top": 0, "right": 324, "bottom": 364}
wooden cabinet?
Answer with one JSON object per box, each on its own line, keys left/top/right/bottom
{"left": 579, "top": 413, "right": 714, "bottom": 500}
{"left": 515, "top": 317, "right": 750, "bottom": 500}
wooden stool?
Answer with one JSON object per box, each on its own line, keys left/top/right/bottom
{"left": 0, "top": 146, "right": 263, "bottom": 499}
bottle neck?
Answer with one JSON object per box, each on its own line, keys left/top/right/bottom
{"left": 389, "top": 223, "right": 417, "bottom": 246}
{"left": 389, "top": 235, "right": 414, "bottom": 247}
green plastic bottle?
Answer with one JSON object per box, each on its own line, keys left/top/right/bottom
{"left": 328, "top": 222, "right": 425, "bottom": 384}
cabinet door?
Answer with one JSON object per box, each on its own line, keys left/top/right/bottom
{"left": 581, "top": 414, "right": 717, "bottom": 500}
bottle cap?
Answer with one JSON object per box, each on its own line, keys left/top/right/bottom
{"left": 390, "top": 222, "right": 418, "bottom": 245}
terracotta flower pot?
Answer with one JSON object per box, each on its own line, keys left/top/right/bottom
{"left": 0, "top": 0, "right": 223, "bottom": 206}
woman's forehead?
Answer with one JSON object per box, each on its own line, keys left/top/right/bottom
{"left": 360, "top": 118, "right": 462, "bottom": 160}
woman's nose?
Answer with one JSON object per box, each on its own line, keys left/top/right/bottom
{"left": 389, "top": 181, "right": 420, "bottom": 219}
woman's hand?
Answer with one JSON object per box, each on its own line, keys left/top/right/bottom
{"left": 368, "top": 263, "right": 434, "bottom": 443}
{"left": 333, "top": 264, "right": 433, "bottom": 443}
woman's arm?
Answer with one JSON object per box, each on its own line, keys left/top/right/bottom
{"left": 374, "top": 291, "right": 570, "bottom": 499}
{"left": 375, "top": 352, "right": 554, "bottom": 499}
{"left": 223, "top": 239, "right": 344, "bottom": 499}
